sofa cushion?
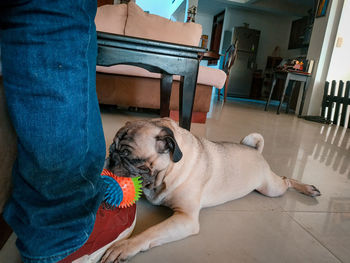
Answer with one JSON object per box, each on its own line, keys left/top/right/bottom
{"left": 125, "top": 2, "right": 202, "bottom": 47}
{"left": 95, "top": 4, "right": 127, "bottom": 35}
{"left": 96, "top": 65, "right": 226, "bottom": 90}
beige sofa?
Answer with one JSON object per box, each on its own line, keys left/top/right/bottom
{"left": 95, "top": 3, "right": 226, "bottom": 123}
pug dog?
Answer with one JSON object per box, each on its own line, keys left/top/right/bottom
{"left": 101, "top": 118, "right": 320, "bottom": 263}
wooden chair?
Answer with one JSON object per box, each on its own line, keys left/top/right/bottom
{"left": 218, "top": 40, "right": 238, "bottom": 102}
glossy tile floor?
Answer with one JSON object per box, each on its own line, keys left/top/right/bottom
{"left": 1, "top": 97, "right": 350, "bottom": 263}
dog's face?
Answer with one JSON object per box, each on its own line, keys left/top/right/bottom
{"left": 104, "top": 119, "right": 183, "bottom": 188}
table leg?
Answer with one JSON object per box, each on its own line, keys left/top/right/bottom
{"left": 286, "top": 80, "right": 296, "bottom": 114}
{"left": 264, "top": 74, "right": 277, "bottom": 111}
{"left": 179, "top": 73, "right": 197, "bottom": 130}
{"left": 217, "top": 87, "right": 221, "bottom": 101}
{"left": 160, "top": 73, "right": 173, "bottom": 117}
{"left": 298, "top": 78, "right": 309, "bottom": 117}
{"left": 224, "top": 73, "right": 229, "bottom": 103}
{"left": 277, "top": 74, "right": 290, "bottom": 114}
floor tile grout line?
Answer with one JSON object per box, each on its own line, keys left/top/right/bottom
{"left": 285, "top": 211, "right": 344, "bottom": 263}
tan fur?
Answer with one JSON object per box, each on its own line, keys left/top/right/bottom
{"left": 101, "top": 118, "right": 320, "bottom": 262}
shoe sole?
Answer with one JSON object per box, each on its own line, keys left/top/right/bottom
{"left": 72, "top": 212, "right": 137, "bottom": 263}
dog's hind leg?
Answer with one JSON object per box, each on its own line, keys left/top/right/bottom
{"left": 257, "top": 172, "right": 321, "bottom": 197}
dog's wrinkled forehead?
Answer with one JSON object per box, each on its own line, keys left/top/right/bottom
{"left": 113, "top": 121, "right": 162, "bottom": 155}
{"left": 111, "top": 118, "right": 183, "bottom": 164}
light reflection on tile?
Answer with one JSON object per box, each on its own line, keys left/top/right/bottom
{"left": 131, "top": 211, "right": 340, "bottom": 263}
{"left": 290, "top": 211, "right": 350, "bottom": 263}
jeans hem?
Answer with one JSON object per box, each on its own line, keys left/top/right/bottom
{"left": 21, "top": 235, "right": 89, "bottom": 263}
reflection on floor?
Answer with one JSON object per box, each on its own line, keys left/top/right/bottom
{"left": 1, "top": 98, "right": 349, "bottom": 263}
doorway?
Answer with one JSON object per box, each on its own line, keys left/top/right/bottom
{"left": 208, "top": 10, "right": 225, "bottom": 65}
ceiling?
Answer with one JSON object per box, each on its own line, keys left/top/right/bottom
{"left": 198, "top": 0, "right": 317, "bottom": 17}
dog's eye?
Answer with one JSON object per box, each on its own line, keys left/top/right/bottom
{"left": 120, "top": 149, "right": 130, "bottom": 157}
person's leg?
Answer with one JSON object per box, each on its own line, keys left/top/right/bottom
{"left": 0, "top": 0, "right": 106, "bottom": 262}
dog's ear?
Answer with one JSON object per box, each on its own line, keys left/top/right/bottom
{"left": 114, "top": 126, "right": 129, "bottom": 147}
{"left": 156, "top": 127, "right": 183, "bottom": 163}
{"left": 108, "top": 141, "right": 117, "bottom": 153}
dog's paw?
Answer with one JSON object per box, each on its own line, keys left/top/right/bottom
{"left": 302, "top": 184, "right": 321, "bottom": 197}
{"left": 100, "top": 239, "right": 138, "bottom": 263}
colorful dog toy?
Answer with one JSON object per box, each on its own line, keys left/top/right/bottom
{"left": 101, "top": 169, "right": 142, "bottom": 208}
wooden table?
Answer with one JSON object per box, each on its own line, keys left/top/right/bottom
{"left": 96, "top": 32, "right": 206, "bottom": 130}
{"left": 264, "top": 70, "right": 311, "bottom": 116}
{"left": 199, "top": 51, "right": 220, "bottom": 61}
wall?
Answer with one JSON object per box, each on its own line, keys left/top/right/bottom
{"left": 171, "top": 2, "right": 214, "bottom": 66}
{"left": 221, "top": 7, "right": 305, "bottom": 71}
{"left": 196, "top": 12, "right": 213, "bottom": 47}
{"left": 134, "top": 0, "right": 213, "bottom": 50}
{"left": 249, "top": 0, "right": 311, "bottom": 17}
{"left": 172, "top": 0, "right": 186, "bottom": 21}
{"left": 303, "top": 0, "right": 344, "bottom": 115}
{"left": 135, "top": 0, "right": 185, "bottom": 19}
{"left": 327, "top": 0, "right": 350, "bottom": 82}
{"left": 196, "top": 12, "right": 214, "bottom": 66}
{"left": 171, "top": 1, "right": 213, "bottom": 47}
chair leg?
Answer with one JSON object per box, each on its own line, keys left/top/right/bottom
{"left": 286, "top": 80, "right": 296, "bottom": 114}
{"left": 298, "top": 79, "right": 309, "bottom": 117}
{"left": 265, "top": 75, "right": 277, "bottom": 111}
{"left": 277, "top": 74, "right": 290, "bottom": 114}
{"left": 217, "top": 88, "right": 221, "bottom": 101}
{"left": 224, "top": 73, "right": 229, "bottom": 103}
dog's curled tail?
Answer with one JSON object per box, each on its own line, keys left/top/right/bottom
{"left": 240, "top": 133, "right": 264, "bottom": 154}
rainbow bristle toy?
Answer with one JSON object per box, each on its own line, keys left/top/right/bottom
{"left": 101, "top": 169, "right": 142, "bottom": 208}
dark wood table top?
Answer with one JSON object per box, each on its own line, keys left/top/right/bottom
{"left": 275, "top": 69, "right": 311, "bottom": 76}
{"left": 97, "top": 31, "right": 206, "bottom": 59}
{"left": 198, "top": 50, "right": 220, "bottom": 61}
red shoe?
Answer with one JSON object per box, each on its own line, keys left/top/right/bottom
{"left": 59, "top": 204, "right": 136, "bottom": 263}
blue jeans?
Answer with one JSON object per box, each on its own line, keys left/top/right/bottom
{"left": 0, "top": 1, "right": 106, "bottom": 262}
